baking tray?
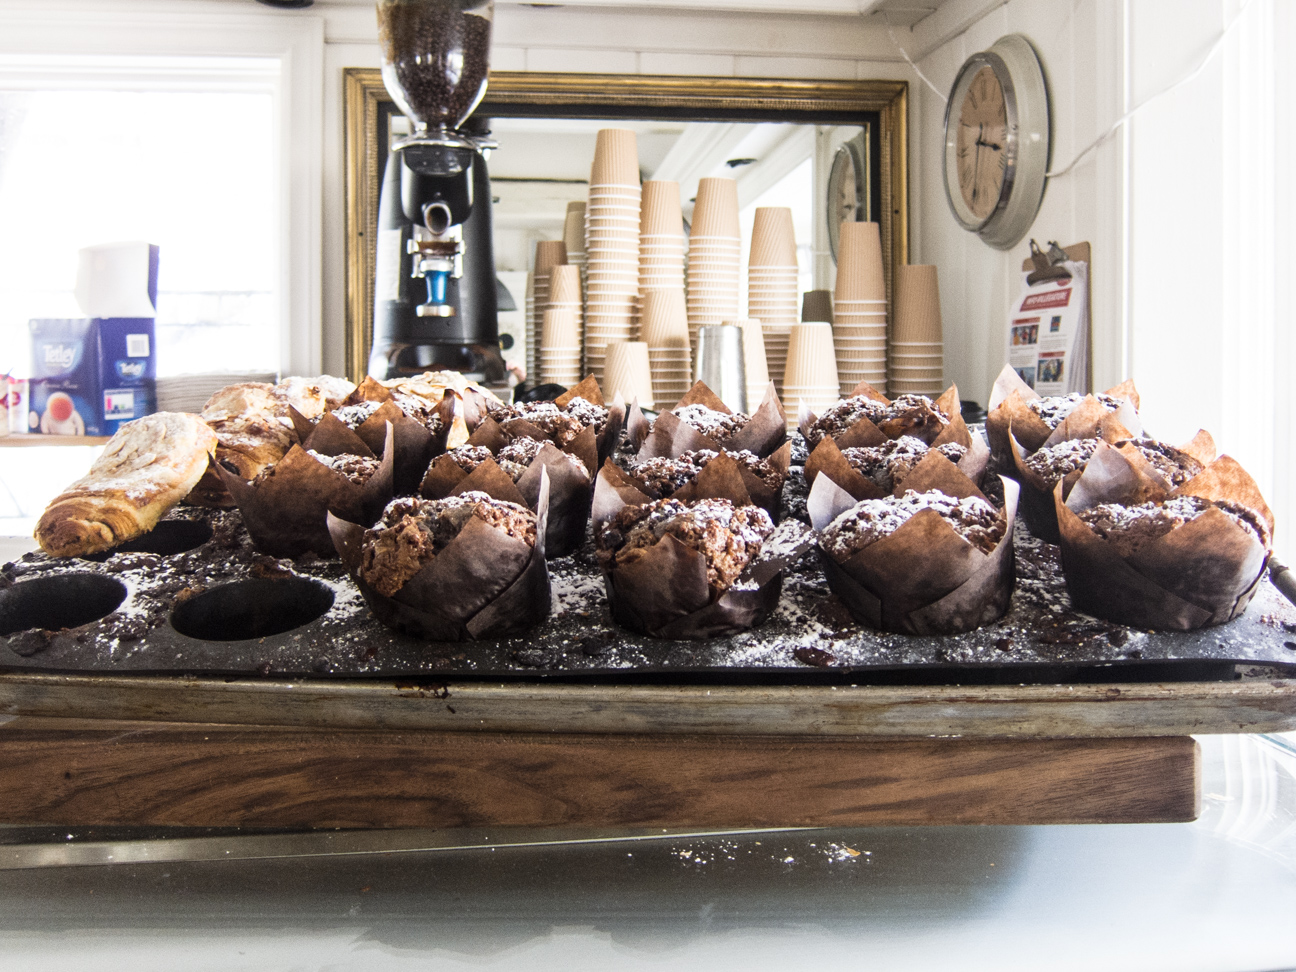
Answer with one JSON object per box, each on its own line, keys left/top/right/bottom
{"left": 3, "top": 466, "right": 1295, "bottom": 688}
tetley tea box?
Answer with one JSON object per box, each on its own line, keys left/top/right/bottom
{"left": 27, "top": 318, "right": 157, "bottom": 436}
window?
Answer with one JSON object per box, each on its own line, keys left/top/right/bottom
{"left": 0, "top": 64, "right": 280, "bottom": 377}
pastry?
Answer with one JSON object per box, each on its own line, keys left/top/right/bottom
{"left": 1027, "top": 392, "right": 1126, "bottom": 431}
{"left": 670, "top": 403, "right": 749, "bottom": 443}
{"left": 35, "top": 412, "right": 218, "bottom": 557}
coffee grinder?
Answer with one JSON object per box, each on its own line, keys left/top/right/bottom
{"left": 369, "top": 0, "right": 504, "bottom": 381}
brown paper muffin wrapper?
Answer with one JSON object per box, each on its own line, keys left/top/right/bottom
{"left": 626, "top": 398, "right": 652, "bottom": 452}
{"left": 593, "top": 444, "right": 791, "bottom": 528}
{"left": 219, "top": 424, "right": 395, "bottom": 559}
{"left": 419, "top": 422, "right": 593, "bottom": 559}
{"left": 636, "top": 381, "right": 786, "bottom": 460}
{"left": 1053, "top": 449, "right": 1273, "bottom": 630}
{"left": 292, "top": 378, "right": 453, "bottom": 496}
{"left": 807, "top": 464, "right": 1018, "bottom": 635}
{"left": 329, "top": 471, "right": 551, "bottom": 642}
{"left": 595, "top": 460, "right": 813, "bottom": 639}
{"left": 985, "top": 364, "right": 1141, "bottom": 471}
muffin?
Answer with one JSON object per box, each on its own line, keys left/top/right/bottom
{"left": 301, "top": 451, "right": 382, "bottom": 486}
{"left": 624, "top": 449, "right": 782, "bottom": 497}
{"left": 1027, "top": 392, "right": 1126, "bottom": 431}
{"left": 497, "top": 398, "right": 609, "bottom": 446}
{"left": 820, "top": 490, "right": 1006, "bottom": 563}
{"left": 841, "top": 437, "right": 969, "bottom": 493}
{"left": 671, "top": 403, "right": 749, "bottom": 444}
{"left": 360, "top": 493, "right": 536, "bottom": 598}
{"left": 805, "top": 394, "right": 950, "bottom": 448}
{"left": 598, "top": 497, "right": 774, "bottom": 597}
{"left": 1076, "top": 495, "right": 1268, "bottom": 558}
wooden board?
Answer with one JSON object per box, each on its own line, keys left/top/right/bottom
{"left": 0, "top": 717, "right": 1200, "bottom": 828}
{"left": 0, "top": 672, "right": 1292, "bottom": 739}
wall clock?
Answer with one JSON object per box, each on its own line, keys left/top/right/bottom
{"left": 827, "top": 132, "right": 868, "bottom": 265}
{"left": 942, "top": 34, "right": 1050, "bottom": 250}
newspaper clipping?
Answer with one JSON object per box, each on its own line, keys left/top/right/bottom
{"left": 1005, "top": 261, "right": 1090, "bottom": 396}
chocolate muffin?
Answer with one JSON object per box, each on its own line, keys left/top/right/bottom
{"left": 360, "top": 492, "right": 536, "bottom": 597}
{"left": 389, "top": 390, "right": 447, "bottom": 433}
{"left": 498, "top": 397, "right": 609, "bottom": 445}
{"left": 295, "top": 451, "right": 380, "bottom": 486}
{"left": 805, "top": 394, "right": 949, "bottom": 446}
{"left": 1027, "top": 392, "right": 1125, "bottom": 430}
{"left": 331, "top": 400, "right": 382, "bottom": 430}
{"left": 1076, "top": 495, "right": 1268, "bottom": 558}
{"left": 840, "top": 436, "right": 969, "bottom": 492}
{"left": 445, "top": 438, "right": 586, "bottom": 482}
{"left": 623, "top": 449, "right": 781, "bottom": 496}
{"left": 444, "top": 444, "right": 495, "bottom": 475}
{"left": 1115, "top": 437, "right": 1204, "bottom": 487}
{"left": 1023, "top": 437, "right": 1100, "bottom": 485}
{"left": 820, "top": 490, "right": 1006, "bottom": 563}
{"left": 671, "top": 403, "right": 749, "bottom": 443}
{"left": 597, "top": 497, "right": 775, "bottom": 595}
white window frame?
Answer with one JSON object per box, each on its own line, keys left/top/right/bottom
{"left": 0, "top": 0, "right": 324, "bottom": 376}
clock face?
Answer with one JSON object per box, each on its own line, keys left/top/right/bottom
{"left": 833, "top": 151, "right": 859, "bottom": 228}
{"left": 956, "top": 66, "right": 1008, "bottom": 220}
{"left": 826, "top": 137, "right": 867, "bottom": 264}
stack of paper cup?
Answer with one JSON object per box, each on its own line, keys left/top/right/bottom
{"left": 833, "top": 221, "right": 887, "bottom": 396}
{"left": 747, "top": 207, "right": 799, "bottom": 397}
{"left": 639, "top": 180, "right": 685, "bottom": 312}
{"left": 782, "top": 321, "right": 840, "bottom": 429}
{"left": 640, "top": 288, "right": 692, "bottom": 410}
{"left": 686, "top": 177, "right": 742, "bottom": 353}
{"left": 540, "top": 307, "right": 583, "bottom": 388}
{"left": 523, "top": 270, "right": 535, "bottom": 378}
{"left": 801, "top": 289, "right": 834, "bottom": 324}
{"left": 530, "top": 240, "right": 567, "bottom": 377}
{"left": 889, "top": 263, "right": 944, "bottom": 397}
{"left": 731, "top": 318, "right": 771, "bottom": 414}
{"left": 584, "top": 129, "right": 641, "bottom": 382}
{"left": 563, "top": 201, "right": 587, "bottom": 297}
{"left": 548, "top": 264, "right": 583, "bottom": 370}
{"left": 604, "top": 340, "right": 655, "bottom": 411}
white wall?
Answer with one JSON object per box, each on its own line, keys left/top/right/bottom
{"left": 913, "top": 0, "right": 1126, "bottom": 409}
{"left": 915, "top": 0, "right": 1294, "bottom": 547}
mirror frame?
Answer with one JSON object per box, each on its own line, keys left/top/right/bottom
{"left": 343, "top": 69, "right": 908, "bottom": 384}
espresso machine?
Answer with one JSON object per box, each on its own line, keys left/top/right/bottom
{"left": 369, "top": 0, "right": 504, "bottom": 382}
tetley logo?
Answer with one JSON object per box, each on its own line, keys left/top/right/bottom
{"left": 42, "top": 343, "right": 80, "bottom": 371}
{"left": 115, "top": 360, "right": 146, "bottom": 380}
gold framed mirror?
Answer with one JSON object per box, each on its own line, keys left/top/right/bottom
{"left": 343, "top": 69, "right": 908, "bottom": 384}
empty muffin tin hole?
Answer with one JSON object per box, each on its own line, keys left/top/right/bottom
{"left": 81, "top": 519, "right": 214, "bottom": 562}
{"left": 0, "top": 574, "right": 128, "bottom": 636}
{"left": 170, "top": 576, "right": 334, "bottom": 642}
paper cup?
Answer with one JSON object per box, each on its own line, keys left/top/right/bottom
{"left": 640, "top": 289, "right": 690, "bottom": 347}
{"left": 834, "top": 221, "right": 885, "bottom": 302}
{"left": 591, "top": 129, "right": 640, "bottom": 187}
{"left": 749, "top": 206, "right": 798, "bottom": 268}
{"left": 604, "top": 341, "right": 654, "bottom": 409}
{"left": 689, "top": 178, "right": 740, "bottom": 238}
{"left": 801, "top": 289, "right": 834, "bottom": 324}
{"left": 893, "top": 264, "right": 943, "bottom": 344}
{"left": 784, "top": 321, "right": 840, "bottom": 393}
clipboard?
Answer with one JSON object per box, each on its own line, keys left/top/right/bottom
{"left": 1021, "top": 240, "right": 1092, "bottom": 392}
